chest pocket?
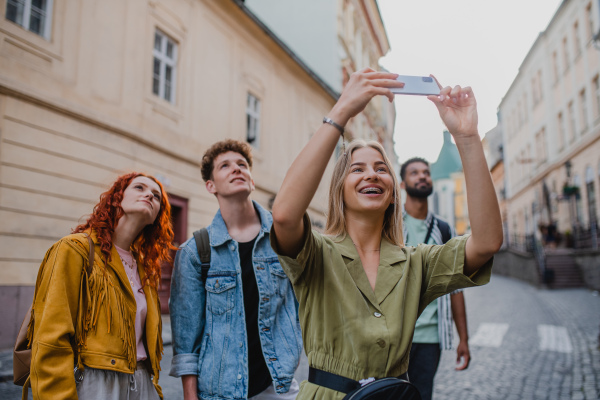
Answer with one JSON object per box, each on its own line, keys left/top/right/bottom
{"left": 205, "top": 273, "right": 237, "bottom": 315}
{"left": 268, "top": 259, "right": 290, "bottom": 295}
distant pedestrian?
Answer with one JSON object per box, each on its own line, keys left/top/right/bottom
{"left": 400, "top": 157, "right": 471, "bottom": 400}
{"left": 25, "top": 172, "right": 175, "bottom": 399}
{"left": 269, "top": 68, "right": 503, "bottom": 399}
{"left": 169, "top": 139, "right": 302, "bottom": 400}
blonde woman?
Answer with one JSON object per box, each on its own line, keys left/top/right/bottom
{"left": 270, "top": 69, "right": 503, "bottom": 400}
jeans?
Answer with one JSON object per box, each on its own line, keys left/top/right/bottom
{"left": 407, "top": 343, "right": 441, "bottom": 400}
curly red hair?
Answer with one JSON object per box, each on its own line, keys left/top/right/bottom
{"left": 74, "top": 172, "right": 175, "bottom": 288}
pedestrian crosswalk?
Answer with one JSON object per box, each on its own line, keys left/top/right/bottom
{"left": 469, "top": 323, "right": 509, "bottom": 348}
{"left": 469, "top": 323, "right": 573, "bottom": 353}
{"left": 538, "top": 324, "right": 573, "bottom": 353}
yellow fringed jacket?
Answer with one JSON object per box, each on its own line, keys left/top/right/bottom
{"left": 25, "top": 232, "right": 163, "bottom": 400}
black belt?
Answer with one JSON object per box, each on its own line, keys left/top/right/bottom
{"left": 308, "top": 367, "right": 409, "bottom": 394}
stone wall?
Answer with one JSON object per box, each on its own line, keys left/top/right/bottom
{"left": 573, "top": 250, "right": 600, "bottom": 292}
{"left": 491, "top": 249, "right": 541, "bottom": 287}
{"left": 0, "top": 286, "right": 34, "bottom": 349}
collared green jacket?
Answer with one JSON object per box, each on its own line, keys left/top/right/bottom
{"left": 25, "top": 232, "right": 163, "bottom": 400}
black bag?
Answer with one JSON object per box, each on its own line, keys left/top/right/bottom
{"left": 309, "top": 367, "right": 421, "bottom": 400}
{"left": 342, "top": 377, "right": 421, "bottom": 400}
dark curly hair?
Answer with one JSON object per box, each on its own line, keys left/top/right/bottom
{"left": 400, "top": 157, "right": 429, "bottom": 181}
{"left": 201, "top": 139, "right": 253, "bottom": 182}
{"left": 73, "top": 172, "right": 176, "bottom": 288}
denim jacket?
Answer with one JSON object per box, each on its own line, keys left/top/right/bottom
{"left": 169, "top": 201, "right": 302, "bottom": 399}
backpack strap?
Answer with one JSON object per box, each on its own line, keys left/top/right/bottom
{"left": 193, "top": 228, "right": 211, "bottom": 281}
{"left": 423, "top": 218, "right": 436, "bottom": 245}
{"left": 435, "top": 217, "right": 452, "bottom": 244}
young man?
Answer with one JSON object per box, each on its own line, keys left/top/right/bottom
{"left": 169, "top": 139, "right": 302, "bottom": 400}
{"left": 400, "top": 157, "right": 471, "bottom": 400}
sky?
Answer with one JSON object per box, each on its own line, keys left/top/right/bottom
{"left": 378, "top": 0, "right": 564, "bottom": 165}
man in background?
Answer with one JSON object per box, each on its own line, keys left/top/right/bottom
{"left": 401, "top": 157, "right": 471, "bottom": 400}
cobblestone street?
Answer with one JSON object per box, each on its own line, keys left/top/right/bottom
{"left": 2, "top": 275, "right": 599, "bottom": 399}
{"left": 432, "top": 276, "right": 600, "bottom": 400}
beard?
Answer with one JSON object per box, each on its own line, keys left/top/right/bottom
{"left": 405, "top": 184, "right": 433, "bottom": 199}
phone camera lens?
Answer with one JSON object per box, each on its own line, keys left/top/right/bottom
{"left": 422, "top": 77, "right": 433, "bottom": 82}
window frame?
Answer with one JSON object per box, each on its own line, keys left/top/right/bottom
{"left": 5, "top": 0, "right": 53, "bottom": 40}
{"left": 579, "top": 89, "right": 589, "bottom": 133}
{"left": 152, "top": 29, "right": 178, "bottom": 104}
{"left": 246, "top": 92, "right": 261, "bottom": 149}
{"left": 593, "top": 75, "right": 600, "bottom": 119}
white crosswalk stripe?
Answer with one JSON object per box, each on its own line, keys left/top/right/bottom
{"left": 538, "top": 324, "right": 573, "bottom": 353}
{"left": 469, "top": 322, "right": 573, "bottom": 353}
{"left": 470, "top": 323, "right": 510, "bottom": 347}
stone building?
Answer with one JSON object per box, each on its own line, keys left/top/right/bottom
{"left": 500, "top": 0, "right": 600, "bottom": 246}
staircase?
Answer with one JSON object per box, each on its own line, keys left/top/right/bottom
{"left": 544, "top": 249, "right": 585, "bottom": 289}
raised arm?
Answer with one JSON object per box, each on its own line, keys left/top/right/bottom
{"left": 272, "top": 69, "right": 402, "bottom": 257}
{"left": 428, "top": 84, "right": 503, "bottom": 275}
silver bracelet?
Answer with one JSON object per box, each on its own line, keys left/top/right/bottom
{"left": 323, "top": 117, "right": 346, "bottom": 154}
{"left": 323, "top": 117, "right": 345, "bottom": 134}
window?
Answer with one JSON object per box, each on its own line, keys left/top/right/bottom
{"left": 586, "top": 166, "right": 597, "bottom": 229}
{"left": 573, "top": 21, "right": 581, "bottom": 56}
{"left": 562, "top": 37, "right": 570, "bottom": 71}
{"left": 246, "top": 93, "right": 261, "bottom": 148}
{"left": 552, "top": 51, "right": 559, "bottom": 82}
{"left": 579, "top": 89, "right": 589, "bottom": 133}
{"left": 152, "top": 30, "right": 177, "bottom": 103}
{"left": 535, "top": 128, "right": 547, "bottom": 164}
{"left": 531, "top": 77, "right": 538, "bottom": 106}
{"left": 568, "top": 101, "right": 577, "bottom": 142}
{"left": 586, "top": 2, "right": 594, "bottom": 40}
{"left": 594, "top": 75, "right": 600, "bottom": 118}
{"left": 557, "top": 112, "right": 565, "bottom": 149}
{"left": 5, "top": 0, "right": 53, "bottom": 39}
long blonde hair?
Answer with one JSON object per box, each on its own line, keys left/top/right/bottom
{"left": 325, "top": 140, "right": 404, "bottom": 246}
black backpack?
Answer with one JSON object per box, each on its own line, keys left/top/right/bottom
{"left": 420, "top": 215, "right": 452, "bottom": 245}
{"left": 193, "top": 228, "right": 211, "bottom": 280}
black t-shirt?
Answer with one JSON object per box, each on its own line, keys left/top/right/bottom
{"left": 239, "top": 237, "right": 272, "bottom": 397}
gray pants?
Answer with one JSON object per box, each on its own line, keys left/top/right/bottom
{"left": 76, "top": 364, "right": 160, "bottom": 400}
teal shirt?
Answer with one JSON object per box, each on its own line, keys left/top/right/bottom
{"left": 404, "top": 214, "right": 439, "bottom": 343}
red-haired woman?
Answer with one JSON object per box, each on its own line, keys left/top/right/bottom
{"left": 25, "top": 173, "right": 174, "bottom": 400}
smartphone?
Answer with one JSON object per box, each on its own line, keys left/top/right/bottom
{"left": 391, "top": 75, "right": 440, "bottom": 96}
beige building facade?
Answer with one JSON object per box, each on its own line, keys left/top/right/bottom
{"left": 500, "top": 0, "right": 600, "bottom": 245}
{"left": 0, "top": 0, "right": 353, "bottom": 348}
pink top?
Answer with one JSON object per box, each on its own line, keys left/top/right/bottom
{"left": 115, "top": 245, "right": 148, "bottom": 361}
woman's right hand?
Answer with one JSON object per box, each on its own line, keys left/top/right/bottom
{"left": 328, "top": 68, "right": 403, "bottom": 126}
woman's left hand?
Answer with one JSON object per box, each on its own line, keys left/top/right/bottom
{"left": 428, "top": 79, "right": 478, "bottom": 139}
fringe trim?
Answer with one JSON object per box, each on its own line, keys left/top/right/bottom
{"left": 152, "top": 313, "right": 164, "bottom": 392}
{"left": 75, "top": 265, "right": 137, "bottom": 370}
